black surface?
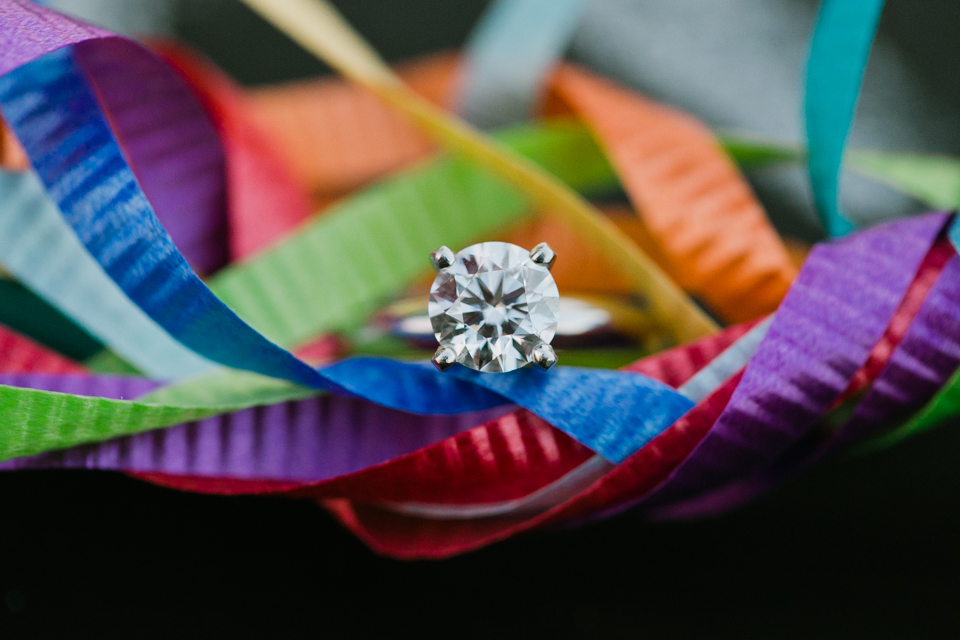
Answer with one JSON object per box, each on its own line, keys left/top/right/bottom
{"left": 1, "top": 421, "right": 959, "bottom": 638}
{"left": 4, "top": 0, "right": 960, "bottom": 637}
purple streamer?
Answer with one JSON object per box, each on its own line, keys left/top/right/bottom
{"left": 648, "top": 252, "right": 960, "bottom": 520}
{"left": 638, "top": 213, "right": 947, "bottom": 508}
{"left": 0, "top": 397, "right": 513, "bottom": 482}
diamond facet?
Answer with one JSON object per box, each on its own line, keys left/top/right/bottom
{"left": 429, "top": 242, "right": 560, "bottom": 372}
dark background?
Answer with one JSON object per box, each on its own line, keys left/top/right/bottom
{"left": 4, "top": 0, "right": 960, "bottom": 637}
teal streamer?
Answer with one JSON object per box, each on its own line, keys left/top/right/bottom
{"left": 457, "top": 0, "right": 590, "bottom": 128}
{"left": 804, "top": 0, "right": 886, "bottom": 236}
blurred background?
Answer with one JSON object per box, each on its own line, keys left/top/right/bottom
{"left": 2, "top": 0, "right": 960, "bottom": 637}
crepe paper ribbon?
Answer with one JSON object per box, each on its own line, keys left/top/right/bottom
{"left": 634, "top": 213, "right": 946, "bottom": 507}
{"left": 323, "top": 377, "right": 752, "bottom": 558}
{"left": 0, "top": 391, "right": 516, "bottom": 485}
{"left": 1, "top": 214, "right": 952, "bottom": 556}
{"left": 616, "top": 229, "right": 959, "bottom": 519}
{"left": 115, "top": 328, "right": 754, "bottom": 513}
{"left": 0, "top": 14, "right": 229, "bottom": 275}
{"left": 873, "top": 329, "right": 960, "bottom": 449}
{"left": 372, "top": 321, "right": 770, "bottom": 522}
{"left": 865, "top": 218, "right": 960, "bottom": 448}
{"left": 0, "top": 316, "right": 733, "bottom": 493}
{"left": 456, "top": 0, "right": 589, "bottom": 129}
{"left": 1, "top": 4, "right": 959, "bottom": 560}
{"left": 804, "top": 0, "right": 886, "bottom": 236}
{"left": 4, "top": 313, "right": 756, "bottom": 508}
{"left": 237, "top": 0, "right": 718, "bottom": 344}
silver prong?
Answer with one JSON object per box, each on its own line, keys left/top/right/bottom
{"left": 430, "top": 246, "right": 455, "bottom": 272}
{"left": 532, "top": 343, "right": 558, "bottom": 370}
{"left": 432, "top": 345, "right": 457, "bottom": 371}
{"left": 529, "top": 242, "right": 556, "bottom": 270}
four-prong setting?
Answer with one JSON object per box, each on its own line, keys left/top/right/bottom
{"left": 431, "top": 345, "right": 458, "bottom": 371}
{"left": 428, "top": 241, "right": 560, "bottom": 373}
{"left": 430, "top": 245, "right": 455, "bottom": 272}
{"left": 529, "top": 242, "right": 556, "bottom": 270}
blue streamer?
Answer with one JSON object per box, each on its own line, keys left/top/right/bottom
{"left": 804, "top": 0, "right": 886, "bottom": 237}
{"left": 329, "top": 359, "right": 695, "bottom": 463}
{"left": 457, "top": 0, "right": 590, "bottom": 129}
{"left": 0, "top": 45, "right": 695, "bottom": 462}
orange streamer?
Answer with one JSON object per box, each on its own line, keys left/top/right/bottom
{"left": 547, "top": 66, "right": 797, "bottom": 322}
{"left": 243, "top": 54, "right": 455, "bottom": 197}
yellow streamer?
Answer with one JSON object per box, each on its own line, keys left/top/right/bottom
{"left": 237, "top": 0, "right": 718, "bottom": 343}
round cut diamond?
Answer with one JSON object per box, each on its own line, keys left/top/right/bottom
{"left": 429, "top": 242, "right": 559, "bottom": 372}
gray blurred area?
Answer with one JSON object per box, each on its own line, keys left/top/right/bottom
{"left": 48, "top": 0, "right": 960, "bottom": 239}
